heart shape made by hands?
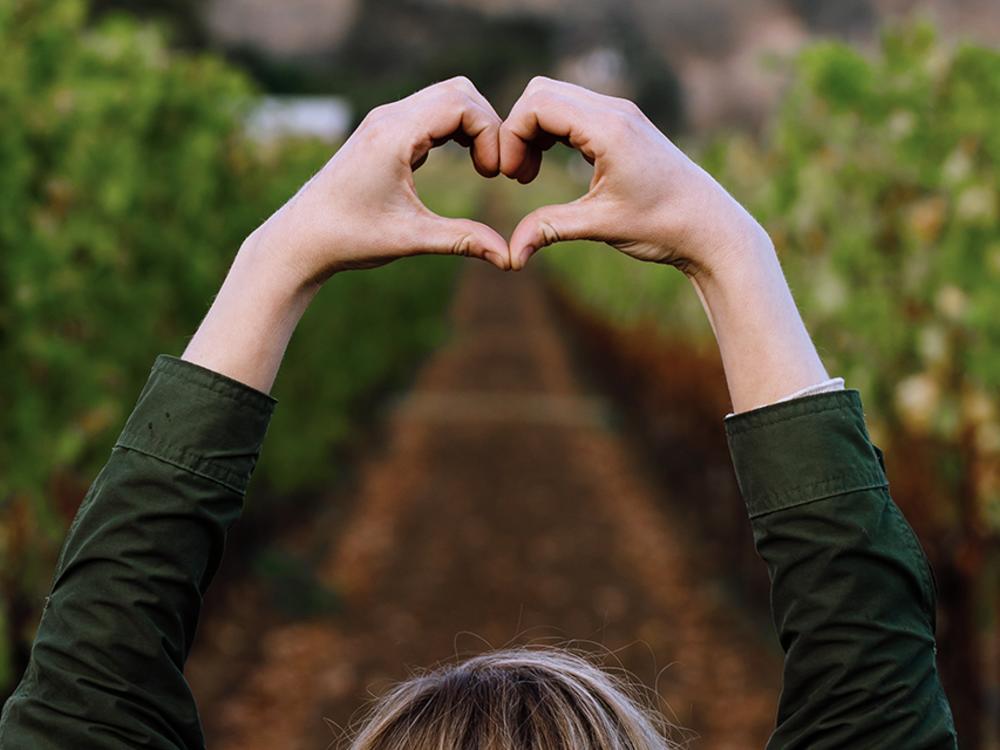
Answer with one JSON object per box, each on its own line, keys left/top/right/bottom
{"left": 282, "top": 75, "right": 719, "bottom": 282}
{"left": 397, "top": 75, "right": 697, "bottom": 274}
{"left": 394, "top": 76, "right": 613, "bottom": 273}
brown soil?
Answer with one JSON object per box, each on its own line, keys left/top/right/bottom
{"left": 187, "top": 265, "right": 781, "bottom": 750}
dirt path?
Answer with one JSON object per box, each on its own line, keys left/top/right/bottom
{"left": 188, "top": 265, "right": 781, "bottom": 749}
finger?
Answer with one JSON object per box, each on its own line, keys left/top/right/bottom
{"left": 534, "top": 131, "right": 561, "bottom": 152}
{"left": 468, "top": 140, "right": 510, "bottom": 180}
{"left": 500, "top": 78, "right": 603, "bottom": 181}
{"left": 508, "top": 196, "right": 605, "bottom": 271}
{"left": 500, "top": 93, "right": 590, "bottom": 183}
{"left": 513, "top": 145, "right": 542, "bottom": 184}
{"left": 455, "top": 82, "right": 504, "bottom": 177}
{"left": 505, "top": 131, "right": 560, "bottom": 177}
{"left": 414, "top": 211, "right": 512, "bottom": 271}
{"left": 410, "top": 77, "right": 502, "bottom": 178}
{"left": 451, "top": 131, "right": 474, "bottom": 149}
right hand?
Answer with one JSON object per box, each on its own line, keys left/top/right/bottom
{"left": 499, "top": 77, "right": 771, "bottom": 274}
{"left": 244, "top": 76, "right": 511, "bottom": 290}
{"left": 501, "top": 77, "right": 830, "bottom": 414}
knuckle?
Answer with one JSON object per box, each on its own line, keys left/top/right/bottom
{"left": 538, "top": 219, "right": 561, "bottom": 247}
{"left": 607, "top": 106, "right": 639, "bottom": 133}
{"left": 434, "top": 76, "right": 475, "bottom": 103}
{"left": 437, "top": 85, "right": 470, "bottom": 107}
{"left": 428, "top": 88, "right": 453, "bottom": 107}
{"left": 616, "top": 96, "right": 642, "bottom": 117}
{"left": 447, "top": 74, "right": 474, "bottom": 90}
{"left": 361, "top": 103, "right": 392, "bottom": 129}
{"left": 452, "top": 233, "right": 474, "bottom": 257}
{"left": 524, "top": 88, "right": 551, "bottom": 107}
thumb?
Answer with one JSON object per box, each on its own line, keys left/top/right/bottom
{"left": 415, "top": 212, "right": 512, "bottom": 271}
{"left": 508, "top": 197, "right": 602, "bottom": 271}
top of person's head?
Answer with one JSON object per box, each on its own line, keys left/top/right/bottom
{"left": 347, "top": 647, "right": 677, "bottom": 749}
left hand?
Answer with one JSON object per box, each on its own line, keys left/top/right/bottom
{"left": 498, "top": 76, "right": 766, "bottom": 276}
{"left": 245, "top": 76, "right": 512, "bottom": 290}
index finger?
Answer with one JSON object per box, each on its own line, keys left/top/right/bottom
{"left": 499, "top": 78, "right": 605, "bottom": 181}
{"left": 408, "top": 77, "right": 502, "bottom": 177}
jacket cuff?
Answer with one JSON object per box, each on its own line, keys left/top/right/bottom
{"left": 115, "top": 355, "right": 277, "bottom": 494}
{"left": 725, "top": 390, "right": 888, "bottom": 518}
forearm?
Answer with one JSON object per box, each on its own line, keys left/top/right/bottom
{"left": 0, "top": 357, "right": 275, "bottom": 749}
{"left": 688, "top": 223, "right": 829, "bottom": 413}
{"left": 182, "top": 229, "right": 319, "bottom": 394}
{"left": 727, "top": 392, "right": 957, "bottom": 748}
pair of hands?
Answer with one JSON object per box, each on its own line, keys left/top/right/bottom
{"left": 246, "top": 76, "right": 770, "bottom": 288}
{"left": 194, "top": 75, "right": 826, "bottom": 410}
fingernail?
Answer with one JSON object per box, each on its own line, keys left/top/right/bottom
{"left": 485, "top": 251, "right": 507, "bottom": 269}
{"left": 518, "top": 245, "right": 535, "bottom": 269}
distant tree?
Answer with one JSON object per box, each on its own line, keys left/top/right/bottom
{"left": 786, "top": 0, "right": 876, "bottom": 36}
{"left": 631, "top": 56, "right": 684, "bottom": 133}
{"left": 222, "top": 45, "right": 321, "bottom": 94}
{"left": 99, "top": 0, "right": 683, "bottom": 132}
{"left": 605, "top": 8, "right": 684, "bottom": 132}
{"left": 87, "top": 0, "right": 209, "bottom": 46}
{"left": 330, "top": 0, "right": 559, "bottom": 118}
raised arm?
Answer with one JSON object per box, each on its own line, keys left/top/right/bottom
{"left": 182, "top": 75, "right": 510, "bottom": 392}
{"left": 501, "top": 77, "right": 958, "bottom": 748}
{"left": 0, "top": 78, "right": 509, "bottom": 750}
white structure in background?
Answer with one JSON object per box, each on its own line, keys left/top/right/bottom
{"left": 206, "top": 0, "right": 358, "bottom": 57}
{"left": 247, "top": 96, "right": 352, "bottom": 142}
{"left": 557, "top": 47, "right": 630, "bottom": 98}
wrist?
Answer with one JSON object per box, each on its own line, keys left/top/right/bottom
{"left": 686, "top": 218, "right": 778, "bottom": 303}
{"left": 235, "top": 229, "right": 324, "bottom": 309}
{"left": 684, "top": 225, "right": 829, "bottom": 413}
{"left": 180, "top": 238, "right": 321, "bottom": 395}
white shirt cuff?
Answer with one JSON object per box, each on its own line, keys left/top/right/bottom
{"left": 726, "top": 377, "right": 845, "bottom": 419}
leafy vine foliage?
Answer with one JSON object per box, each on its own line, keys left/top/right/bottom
{"left": 547, "top": 24, "right": 999, "bottom": 745}
{"left": 0, "top": 0, "right": 457, "bottom": 693}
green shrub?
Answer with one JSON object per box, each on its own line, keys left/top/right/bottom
{"left": 548, "top": 23, "right": 1000, "bottom": 534}
{"left": 0, "top": 0, "right": 460, "bottom": 692}
{"left": 545, "top": 24, "right": 999, "bottom": 743}
{"left": 716, "top": 25, "right": 1000, "bottom": 532}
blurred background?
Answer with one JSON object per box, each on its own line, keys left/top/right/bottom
{"left": 1, "top": 0, "right": 998, "bottom": 747}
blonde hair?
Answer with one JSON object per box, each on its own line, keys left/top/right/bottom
{"left": 345, "top": 648, "right": 679, "bottom": 750}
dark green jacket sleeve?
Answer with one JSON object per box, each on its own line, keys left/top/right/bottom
{"left": 0, "top": 355, "right": 275, "bottom": 749}
{"left": 726, "top": 390, "right": 957, "bottom": 749}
